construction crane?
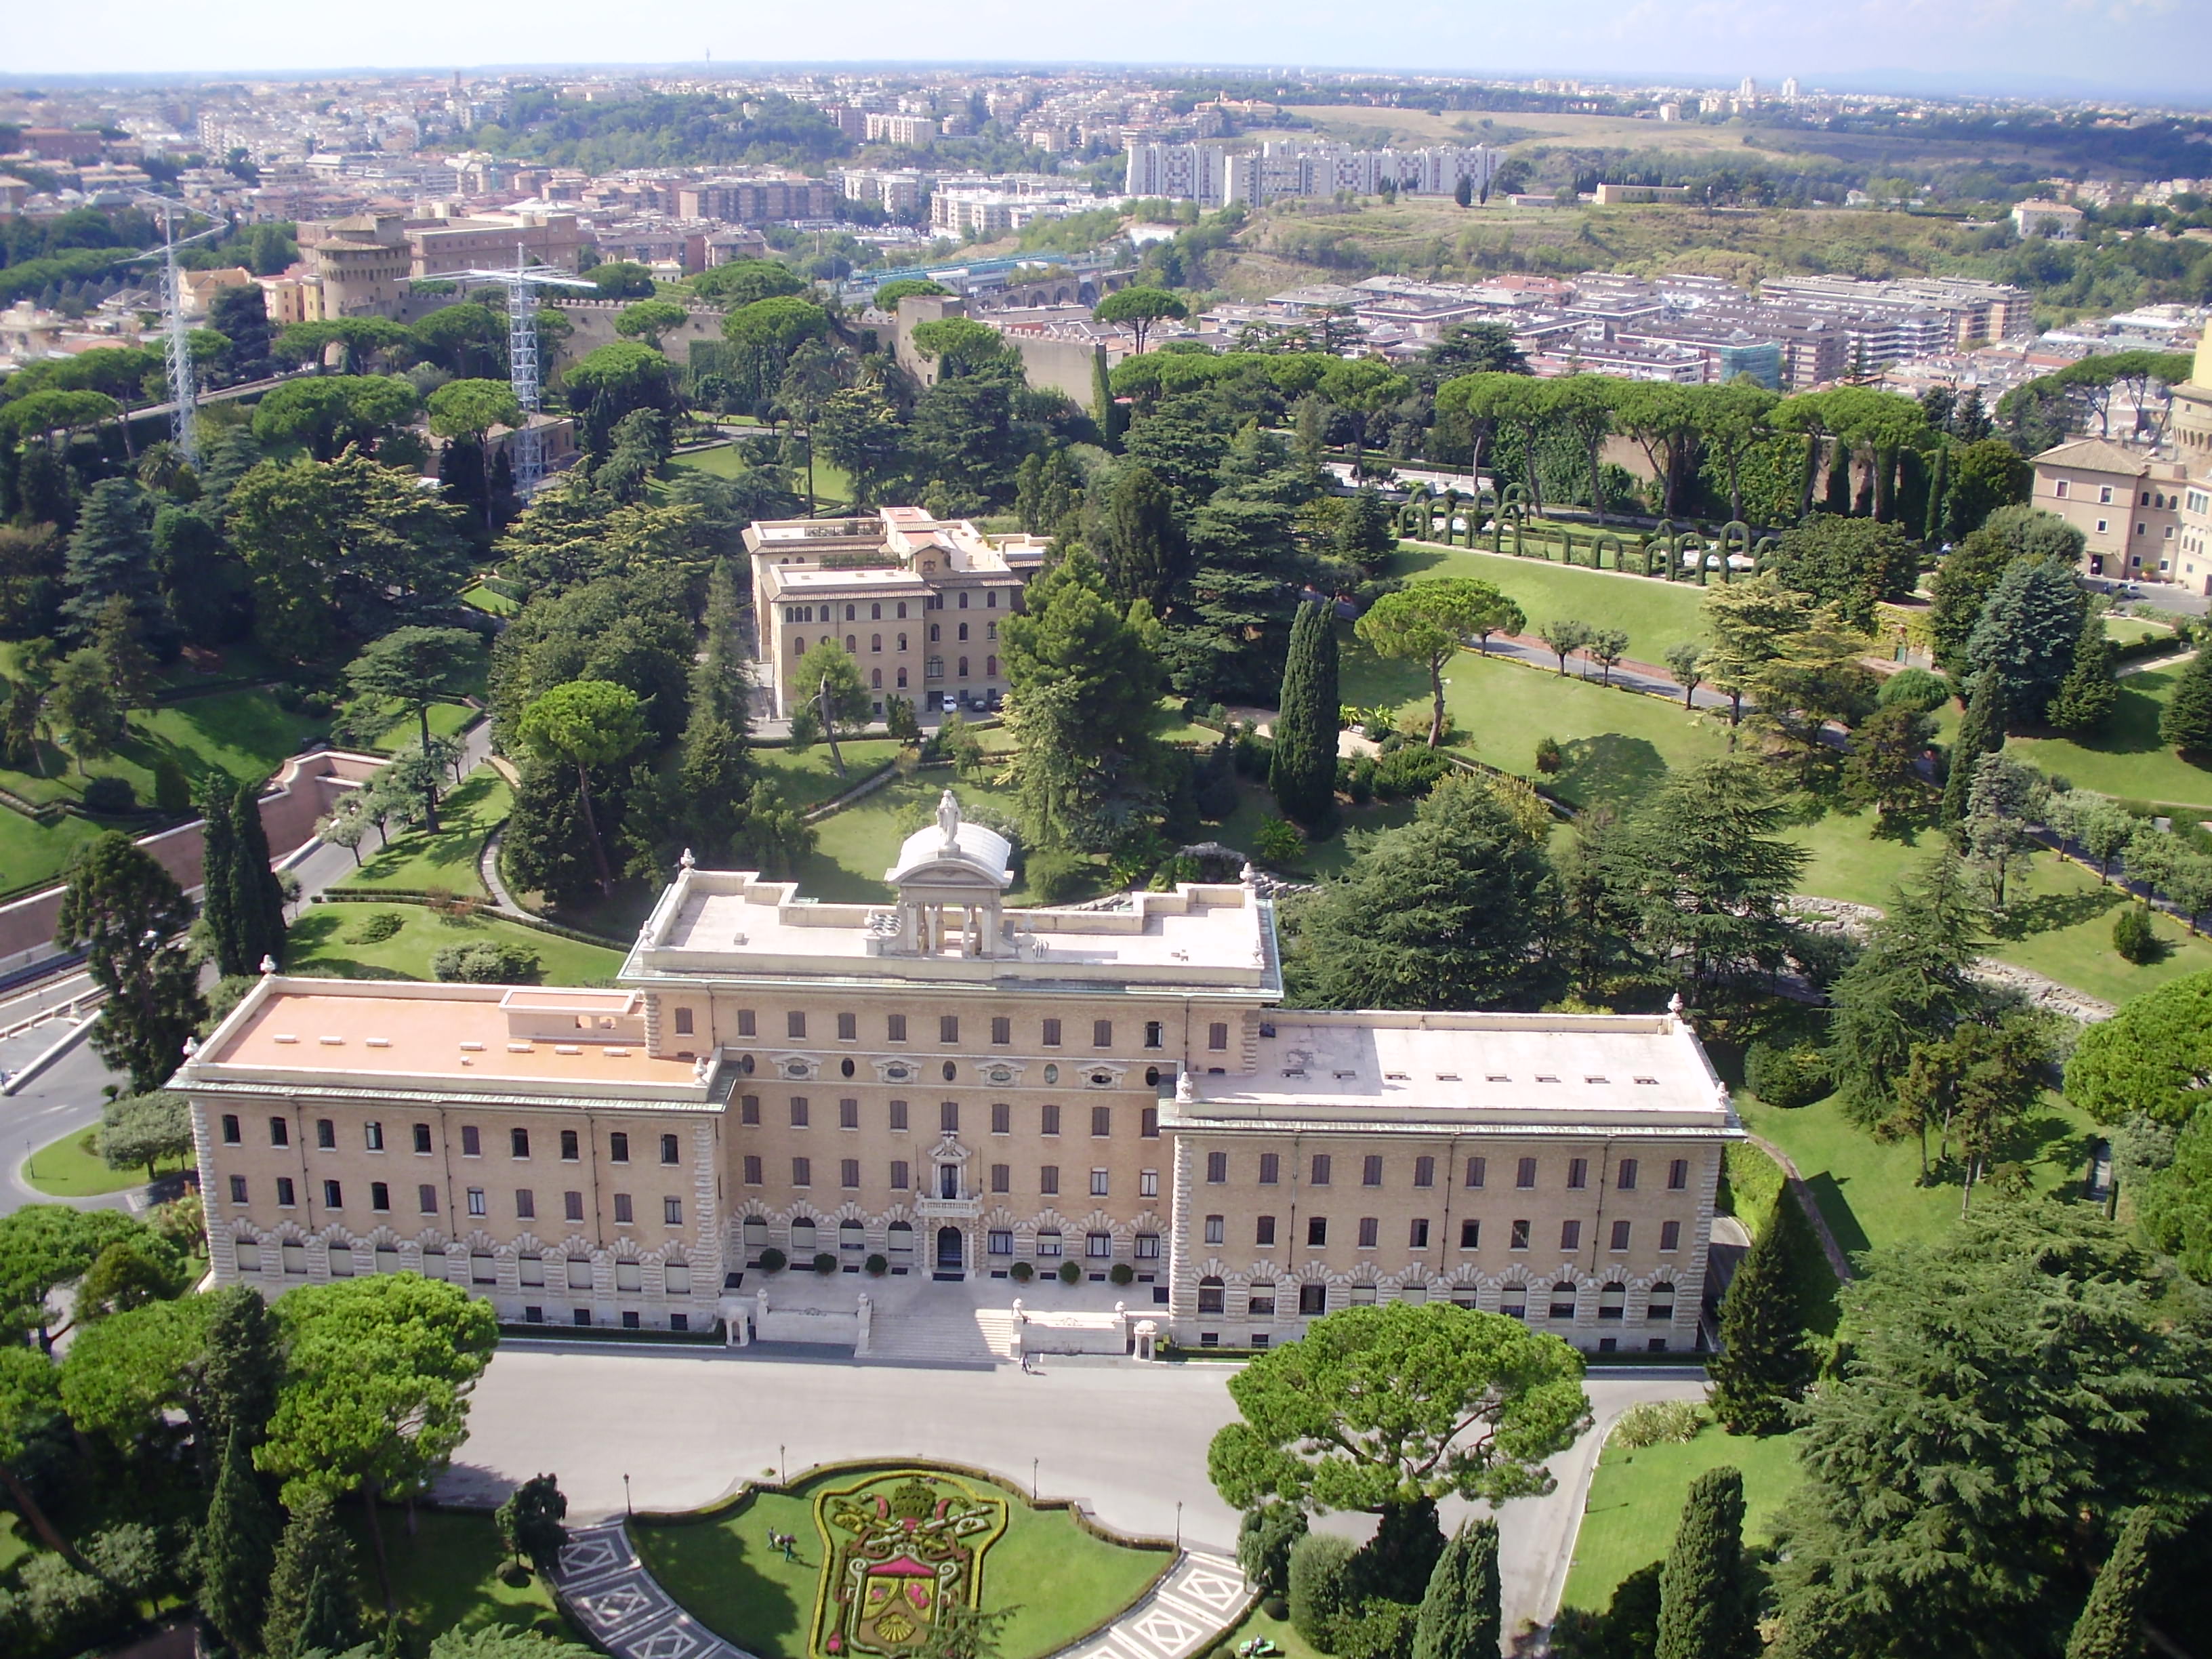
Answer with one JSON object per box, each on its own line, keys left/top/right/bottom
{"left": 449, "top": 245, "right": 598, "bottom": 495}
{"left": 131, "top": 198, "right": 225, "bottom": 468}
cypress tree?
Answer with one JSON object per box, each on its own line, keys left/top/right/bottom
{"left": 1941, "top": 672, "right": 2007, "bottom": 825}
{"left": 1655, "top": 1465, "right": 1753, "bottom": 1659}
{"left": 1269, "top": 600, "right": 1340, "bottom": 835}
{"left": 1707, "top": 1191, "right": 1817, "bottom": 1435}
{"left": 1823, "top": 438, "right": 1852, "bottom": 515}
{"left": 1412, "top": 1519, "right": 1500, "bottom": 1659}
{"left": 264, "top": 1490, "right": 361, "bottom": 1659}
{"left": 2064, "top": 1507, "right": 2154, "bottom": 1659}
{"left": 197, "top": 771, "right": 248, "bottom": 977}
{"left": 1925, "top": 441, "right": 1950, "bottom": 543}
{"left": 197, "top": 1427, "right": 279, "bottom": 1655}
{"left": 202, "top": 1282, "right": 283, "bottom": 1452}
{"left": 2160, "top": 649, "right": 2212, "bottom": 756}
{"left": 2048, "top": 619, "right": 2119, "bottom": 735}
{"left": 228, "top": 777, "right": 288, "bottom": 972}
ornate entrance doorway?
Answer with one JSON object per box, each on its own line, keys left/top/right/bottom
{"left": 935, "top": 1225, "right": 964, "bottom": 1275}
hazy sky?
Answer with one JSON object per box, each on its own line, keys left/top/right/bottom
{"left": 8, "top": 0, "right": 2208, "bottom": 102}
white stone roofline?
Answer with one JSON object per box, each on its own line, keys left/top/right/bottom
{"left": 1160, "top": 1107, "right": 1745, "bottom": 1137}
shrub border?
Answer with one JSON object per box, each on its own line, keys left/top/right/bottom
{"left": 308, "top": 890, "right": 628, "bottom": 949}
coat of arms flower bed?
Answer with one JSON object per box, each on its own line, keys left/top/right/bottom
{"left": 811, "top": 1471, "right": 1008, "bottom": 1658}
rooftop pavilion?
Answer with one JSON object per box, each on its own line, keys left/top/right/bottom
{"left": 1163, "top": 1008, "right": 1732, "bottom": 1134}
{"left": 178, "top": 978, "right": 726, "bottom": 1105}
{"left": 622, "top": 794, "right": 1277, "bottom": 994}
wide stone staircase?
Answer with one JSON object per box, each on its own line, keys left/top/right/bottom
{"left": 863, "top": 1307, "right": 1019, "bottom": 1364}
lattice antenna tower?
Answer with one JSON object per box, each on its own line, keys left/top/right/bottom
{"left": 134, "top": 199, "right": 224, "bottom": 468}
{"left": 449, "top": 243, "right": 596, "bottom": 495}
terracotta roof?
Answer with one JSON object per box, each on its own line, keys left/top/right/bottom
{"left": 2034, "top": 438, "right": 2154, "bottom": 474}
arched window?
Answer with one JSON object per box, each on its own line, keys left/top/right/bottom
{"left": 958, "top": 621, "right": 969, "bottom": 641}
{"left": 871, "top": 634, "right": 882, "bottom": 652}
{"left": 986, "top": 655, "right": 997, "bottom": 676}
{"left": 897, "top": 602, "right": 908, "bottom": 619}
{"left": 845, "top": 636, "right": 857, "bottom": 653}
{"left": 987, "top": 590, "right": 999, "bottom": 609}
{"left": 1599, "top": 1281, "right": 1626, "bottom": 1320}
{"left": 840, "top": 1218, "right": 865, "bottom": 1252}
{"left": 1197, "top": 1275, "right": 1225, "bottom": 1314}
{"left": 897, "top": 633, "right": 907, "bottom": 651}
{"left": 743, "top": 1216, "right": 769, "bottom": 1253}
{"left": 1646, "top": 1282, "right": 1676, "bottom": 1322}
{"left": 1549, "top": 1281, "right": 1578, "bottom": 1320}
{"left": 930, "top": 623, "right": 941, "bottom": 642}
{"left": 958, "top": 657, "right": 970, "bottom": 678}
{"left": 871, "top": 668, "right": 882, "bottom": 688}
{"left": 887, "top": 1221, "right": 914, "bottom": 1257}
{"left": 958, "top": 591, "right": 970, "bottom": 609}
{"left": 897, "top": 668, "right": 908, "bottom": 687}
{"left": 790, "top": 1216, "right": 818, "bottom": 1254}
{"left": 845, "top": 605, "right": 857, "bottom": 621}
{"left": 871, "top": 602, "right": 882, "bottom": 620}
{"left": 1499, "top": 1283, "right": 1528, "bottom": 1317}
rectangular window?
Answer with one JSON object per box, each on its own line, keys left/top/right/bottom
{"left": 560, "top": 1129, "right": 579, "bottom": 1160}
{"left": 419, "top": 1184, "right": 439, "bottom": 1214}
{"left": 1357, "top": 1216, "right": 1379, "bottom": 1248}
{"left": 371, "top": 1181, "right": 390, "bottom": 1212}
{"left": 222, "top": 1113, "right": 241, "bottom": 1144}
{"left": 510, "top": 1127, "right": 530, "bottom": 1159}
{"left": 460, "top": 1124, "right": 480, "bottom": 1158}
{"left": 1459, "top": 1218, "right": 1480, "bottom": 1249}
{"left": 1610, "top": 1219, "right": 1631, "bottom": 1252}
{"left": 1090, "top": 1168, "right": 1109, "bottom": 1197}
{"left": 1561, "top": 1219, "right": 1582, "bottom": 1251}
{"left": 789, "top": 1097, "right": 809, "bottom": 1128}
{"left": 887, "top": 1013, "right": 907, "bottom": 1042}
{"left": 1040, "top": 1165, "right": 1059, "bottom": 1195}
{"left": 743, "top": 1155, "right": 762, "bottom": 1185}
{"left": 316, "top": 1118, "right": 336, "bottom": 1149}
{"left": 1567, "top": 1158, "right": 1588, "bottom": 1189}
{"left": 991, "top": 1017, "right": 1011, "bottom": 1045}
{"left": 988, "top": 1230, "right": 1014, "bottom": 1256}
{"left": 1410, "top": 1218, "right": 1431, "bottom": 1248}
{"left": 609, "top": 1132, "right": 629, "bottom": 1164}
{"left": 363, "top": 1120, "right": 384, "bottom": 1151}
{"left": 837, "top": 1011, "right": 857, "bottom": 1041}
{"left": 888, "top": 1099, "right": 909, "bottom": 1132}
{"left": 1035, "top": 1232, "right": 1063, "bottom": 1257}
{"left": 990, "top": 1101, "right": 1011, "bottom": 1134}
{"left": 737, "top": 1009, "right": 756, "bottom": 1037}
{"left": 787, "top": 1010, "right": 806, "bottom": 1039}
{"left": 1144, "top": 1021, "right": 1163, "bottom": 1049}
{"left": 1311, "top": 1154, "right": 1332, "bottom": 1186}
{"left": 1414, "top": 1155, "right": 1435, "bottom": 1188}
{"left": 516, "top": 1189, "right": 535, "bottom": 1219}
{"left": 1465, "top": 1155, "right": 1486, "bottom": 1188}
{"left": 1362, "top": 1155, "right": 1383, "bottom": 1187}
{"left": 940, "top": 1101, "right": 959, "bottom": 1132}
{"left": 1660, "top": 1220, "right": 1682, "bottom": 1252}
{"left": 1198, "top": 1281, "right": 1224, "bottom": 1314}
{"left": 1300, "top": 1283, "right": 1328, "bottom": 1316}
{"left": 1136, "top": 1233, "right": 1160, "bottom": 1258}
{"left": 1141, "top": 1107, "right": 1160, "bottom": 1138}
{"left": 228, "top": 1174, "right": 248, "bottom": 1203}
{"left": 1668, "top": 1159, "right": 1689, "bottom": 1191}
{"left": 840, "top": 1099, "right": 859, "bottom": 1130}
{"left": 1092, "top": 1019, "right": 1112, "bottom": 1048}
{"left": 940, "top": 1015, "right": 960, "bottom": 1044}
{"left": 1141, "top": 1168, "right": 1160, "bottom": 1197}
{"left": 565, "top": 1191, "right": 583, "bottom": 1221}
{"left": 1091, "top": 1105, "right": 1111, "bottom": 1138}
{"left": 1208, "top": 1021, "right": 1229, "bottom": 1051}
{"left": 270, "top": 1115, "right": 291, "bottom": 1148}
{"left": 988, "top": 1163, "right": 1008, "bottom": 1192}
{"left": 1617, "top": 1158, "right": 1639, "bottom": 1191}
{"left": 1206, "top": 1151, "right": 1228, "bottom": 1183}
{"left": 740, "top": 1096, "right": 760, "bottom": 1126}
{"left": 1041, "top": 1103, "right": 1061, "bottom": 1136}
{"left": 614, "top": 1193, "right": 634, "bottom": 1225}
{"left": 661, "top": 1133, "right": 680, "bottom": 1165}
{"left": 1510, "top": 1218, "right": 1530, "bottom": 1250}
{"left": 1259, "top": 1152, "right": 1281, "bottom": 1185}
{"left": 842, "top": 1159, "right": 861, "bottom": 1190}
{"left": 1204, "top": 1214, "right": 1225, "bottom": 1245}
{"left": 466, "top": 1187, "right": 485, "bottom": 1217}
{"left": 1042, "top": 1018, "right": 1062, "bottom": 1047}
{"left": 1307, "top": 1216, "right": 1328, "bottom": 1246}
{"left": 1516, "top": 1157, "right": 1537, "bottom": 1189}
{"left": 792, "top": 1158, "right": 811, "bottom": 1187}
{"left": 893, "top": 1161, "right": 913, "bottom": 1191}
{"left": 1256, "top": 1214, "right": 1277, "bottom": 1246}
{"left": 674, "top": 1007, "right": 694, "bottom": 1036}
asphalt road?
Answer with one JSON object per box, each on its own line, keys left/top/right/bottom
{"left": 437, "top": 1345, "right": 1704, "bottom": 1635}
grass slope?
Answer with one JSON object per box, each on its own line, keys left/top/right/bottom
{"left": 1389, "top": 541, "right": 1711, "bottom": 665}
{"left": 352, "top": 1508, "right": 569, "bottom": 1643}
{"left": 337, "top": 766, "right": 512, "bottom": 897}
{"left": 633, "top": 1469, "right": 1168, "bottom": 1659}
{"left": 287, "top": 905, "right": 625, "bottom": 986}
{"left": 23, "top": 1125, "right": 188, "bottom": 1197}
{"left": 2004, "top": 661, "right": 2212, "bottom": 808}
{"left": 1561, "top": 1426, "right": 1803, "bottom": 1612}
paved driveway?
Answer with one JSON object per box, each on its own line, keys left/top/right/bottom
{"left": 436, "top": 1345, "right": 1706, "bottom": 1636}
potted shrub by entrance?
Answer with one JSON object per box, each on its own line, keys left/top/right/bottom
{"left": 1010, "top": 1261, "right": 1033, "bottom": 1283}
{"left": 1058, "top": 1261, "right": 1082, "bottom": 1285}
{"left": 758, "top": 1248, "right": 787, "bottom": 1273}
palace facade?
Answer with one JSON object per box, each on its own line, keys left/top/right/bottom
{"left": 176, "top": 796, "right": 1740, "bottom": 1353}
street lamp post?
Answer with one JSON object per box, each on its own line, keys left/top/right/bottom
{"left": 780, "top": 1443, "right": 787, "bottom": 1484}
{"left": 1174, "top": 1501, "right": 1182, "bottom": 1551}
{"left": 1031, "top": 1458, "right": 1038, "bottom": 1501}
{"left": 623, "top": 1472, "right": 632, "bottom": 1519}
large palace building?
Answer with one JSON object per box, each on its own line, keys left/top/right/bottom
{"left": 176, "top": 796, "right": 1740, "bottom": 1354}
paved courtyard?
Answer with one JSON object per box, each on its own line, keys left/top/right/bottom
{"left": 439, "top": 1343, "right": 1704, "bottom": 1634}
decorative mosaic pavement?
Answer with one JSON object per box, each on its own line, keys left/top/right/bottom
{"left": 548, "top": 1519, "right": 1250, "bottom": 1659}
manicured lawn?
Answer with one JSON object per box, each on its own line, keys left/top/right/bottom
{"left": 667, "top": 443, "right": 855, "bottom": 510}
{"left": 462, "top": 583, "right": 521, "bottom": 617}
{"left": 0, "top": 804, "right": 106, "bottom": 899}
{"left": 0, "top": 1513, "right": 24, "bottom": 1578}
{"left": 354, "top": 1507, "right": 569, "bottom": 1643}
{"left": 1785, "top": 808, "right": 2212, "bottom": 1006}
{"left": 2004, "top": 663, "right": 2212, "bottom": 808}
{"left": 1209, "top": 1603, "right": 1327, "bottom": 1659}
{"left": 1215, "top": 781, "right": 1416, "bottom": 878}
{"left": 1341, "top": 640, "right": 1731, "bottom": 813}
{"left": 22, "top": 1124, "right": 188, "bottom": 1197}
{"left": 1, "top": 686, "right": 326, "bottom": 809}
{"left": 752, "top": 739, "right": 914, "bottom": 811}
{"left": 633, "top": 1467, "right": 1170, "bottom": 1659}
{"left": 287, "top": 904, "right": 626, "bottom": 985}
{"left": 794, "top": 775, "right": 1072, "bottom": 904}
{"left": 367, "top": 699, "right": 480, "bottom": 754}
{"left": 1561, "top": 1426, "right": 1803, "bottom": 1612}
{"left": 337, "top": 767, "right": 512, "bottom": 897}
{"left": 1390, "top": 540, "right": 1710, "bottom": 664}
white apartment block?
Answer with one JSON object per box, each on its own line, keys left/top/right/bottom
{"left": 1123, "top": 142, "right": 1498, "bottom": 211}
